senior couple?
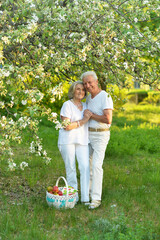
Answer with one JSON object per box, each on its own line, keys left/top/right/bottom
{"left": 58, "top": 71, "right": 113, "bottom": 209}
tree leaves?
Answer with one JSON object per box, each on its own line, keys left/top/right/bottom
{"left": 0, "top": 0, "right": 159, "bottom": 169}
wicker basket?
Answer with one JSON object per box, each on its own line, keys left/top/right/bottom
{"left": 46, "top": 176, "right": 77, "bottom": 209}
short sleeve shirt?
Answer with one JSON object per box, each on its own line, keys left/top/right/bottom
{"left": 86, "top": 90, "right": 113, "bottom": 129}
{"left": 58, "top": 100, "right": 89, "bottom": 145}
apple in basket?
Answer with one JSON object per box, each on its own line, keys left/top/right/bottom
{"left": 47, "top": 186, "right": 53, "bottom": 192}
{"left": 58, "top": 190, "right": 63, "bottom": 196}
{"left": 53, "top": 185, "right": 59, "bottom": 193}
{"left": 47, "top": 185, "right": 63, "bottom": 196}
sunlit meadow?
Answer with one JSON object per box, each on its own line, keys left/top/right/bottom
{"left": 0, "top": 103, "right": 160, "bottom": 240}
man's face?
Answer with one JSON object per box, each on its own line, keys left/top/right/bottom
{"left": 83, "top": 75, "right": 98, "bottom": 94}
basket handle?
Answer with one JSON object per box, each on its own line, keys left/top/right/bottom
{"left": 56, "top": 176, "right": 69, "bottom": 197}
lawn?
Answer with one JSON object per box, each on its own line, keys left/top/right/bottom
{"left": 0, "top": 103, "right": 160, "bottom": 240}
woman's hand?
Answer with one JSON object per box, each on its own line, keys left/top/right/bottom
{"left": 83, "top": 109, "right": 92, "bottom": 119}
{"left": 61, "top": 109, "right": 92, "bottom": 131}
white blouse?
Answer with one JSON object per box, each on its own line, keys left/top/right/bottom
{"left": 58, "top": 100, "right": 89, "bottom": 145}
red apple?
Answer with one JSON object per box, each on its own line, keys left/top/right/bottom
{"left": 58, "top": 190, "right": 63, "bottom": 196}
{"left": 53, "top": 186, "right": 59, "bottom": 193}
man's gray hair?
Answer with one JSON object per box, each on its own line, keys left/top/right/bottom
{"left": 68, "top": 81, "right": 87, "bottom": 99}
{"left": 81, "top": 71, "right": 98, "bottom": 81}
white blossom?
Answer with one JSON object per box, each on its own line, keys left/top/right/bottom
{"left": 51, "top": 112, "right": 57, "bottom": 118}
{"left": 31, "top": 98, "right": 36, "bottom": 103}
{"left": 64, "top": 52, "right": 68, "bottom": 57}
{"left": 8, "top": 160, "right": 16, "bottom": 171}
{"left": 32, "top": 14, "right": 39, "bottom": 23}
{"left": 21, "top": 100, "right": 27, "bottom": 105}
{"left": 59, "top": 14, "right": 66, "bottom": 21}
{"left": 45, "top": 157, "right": 52, "bottom": 165}
{"left": 4, "top": 71, "right": 10, "bottom": 77}
{"left": 55, "top": 122, "right": 62, "bottom": 130}
{"left": 20, "top": 161, "right": 28, "bottom": 170}
{"left": 0, "top": 141, "right": 5, "bottom": 145}
{"left": 134, "top": 18, "right": 138, "bottom": 23}
{"left": 30, "top": 3, "right": 35, "bottom": 8}
{"left": 9, "top": 119, "right": 14, "bottom": 125}
{"left": 2, "top": 36, "right": 10, "bottom": 44}
{"left": 43, "top": 150, "right": 47, "bottom": 156}
{"left": 111, "top": 204, "right": 117, "bottom": 208}
{"left": 69, "top": 33, "right": 75, "bottom": 37}
{"left": 0, "top": 101, "right": 5, "bottom": 108}
{"left": 124, "top": 62, "right": 128, "bottom": 69}
{"left": 80, "top": 37, "right": 86, "bottom": 43}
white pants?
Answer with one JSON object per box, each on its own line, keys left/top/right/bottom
{"left": 89, "top": 131, "right": 110, "bottom": 201}
{"left": 58, "top": 144, "right": 90, "bottom": 202}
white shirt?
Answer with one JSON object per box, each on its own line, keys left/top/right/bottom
{"left": 58, "top": 100, "right": 89, "bottom": 145}
{"left": 86, "top": 90, "right": 113, "bottom": 129}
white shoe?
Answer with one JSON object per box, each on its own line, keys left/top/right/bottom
{"left": 82, "top": 202, "right": 90, "bottom": 206}
{"left": 88, "top": 201, "right": 101, "bottom": 209}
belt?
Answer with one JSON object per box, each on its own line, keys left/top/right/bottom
{"left": 89, "top": 127, "right": 110, "bottom": 132}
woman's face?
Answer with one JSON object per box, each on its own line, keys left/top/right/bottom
{"left": 73, "top": 84, "right": 85, "bottom": 100}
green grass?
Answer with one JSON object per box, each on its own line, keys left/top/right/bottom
{"left": 0, "top": 103, "right": 160, "bottom": 239}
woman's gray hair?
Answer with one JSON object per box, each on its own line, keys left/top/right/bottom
{"left": 80, "top": 71, "right": 98, "bottom": 81}
{"left": 68, "top": 81, "right": 87, "bottom": 99}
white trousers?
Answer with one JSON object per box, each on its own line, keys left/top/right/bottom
{"left": 58, "top": 144, "right": 90, "bottom": 202}
{"left": 89, "top": 131, "right": 110, "bottom": 201}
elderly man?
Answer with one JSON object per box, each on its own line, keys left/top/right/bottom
{"left": 81, "top": 71, "right": 113, "bottom": 209}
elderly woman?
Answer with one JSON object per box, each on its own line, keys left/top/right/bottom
{"left": 58, "top": 81, "right": 92, "bottom": 204}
